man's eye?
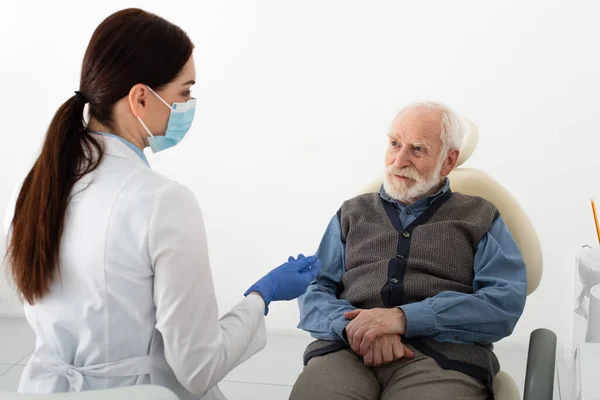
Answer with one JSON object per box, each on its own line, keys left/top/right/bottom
{"left": 391, "top": 141, "right": 398, "bottom": 147}
{"left": 413, "top": 146, "right": 422, "bottom": 152}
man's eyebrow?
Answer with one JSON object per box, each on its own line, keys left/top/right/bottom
{"left": 410, "top": 141, "right": 432, "bottom": 150}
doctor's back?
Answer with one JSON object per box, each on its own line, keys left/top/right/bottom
{"left": 11, "top": 135, "right": 195, "bottom": 394}
{"left": 3, "top": 8, "right": 321, "bottom": 400}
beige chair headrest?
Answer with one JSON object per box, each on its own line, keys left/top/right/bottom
{"left": 456, "top": 117, "right": 479, "bottom": 167}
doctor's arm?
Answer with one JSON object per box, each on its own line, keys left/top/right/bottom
{"left": 399, "top": 216, "right": 528, "bottom": 344}
{"left": 297, "top": 214, "right": 356, "bottom": 342}
{"left": 149, "top": 183, "right": 267, "bottom": 397}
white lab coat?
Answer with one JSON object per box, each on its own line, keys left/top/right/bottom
{"left": 4, "top": 134, "right": 267, "bottom": 399}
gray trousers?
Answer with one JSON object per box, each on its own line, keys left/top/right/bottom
{"left": 290, "top": 345, "right": 488, "bottom": 400}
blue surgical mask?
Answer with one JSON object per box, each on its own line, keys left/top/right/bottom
{"left": 137, "top": 86, "right": 196, "bottom": 153}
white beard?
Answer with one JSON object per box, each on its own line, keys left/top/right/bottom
{"left": 383, "top": 157, "right": 445, "bottom": 204}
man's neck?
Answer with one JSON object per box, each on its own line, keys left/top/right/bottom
{"left": 422, "top": 179, "right": 446, "bottom": 199}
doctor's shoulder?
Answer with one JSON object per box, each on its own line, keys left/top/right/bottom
{"left": 125, "top": 168, "right": 202, "bottom": 216}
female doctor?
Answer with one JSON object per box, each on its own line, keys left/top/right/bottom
{"left": 4, "top": 8, "right": 320, "bottom": 400}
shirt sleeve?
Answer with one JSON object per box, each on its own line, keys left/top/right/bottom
{"left": 399, "top": 216, "right": 528, "bottom": 344}
{"left": 297, "top": 214, "right": 356, "bottom": 342}
{"left": 149, "top": 182, "right": 267, "bottom": 396}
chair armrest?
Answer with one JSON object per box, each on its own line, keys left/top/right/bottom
{"left": 523, "top": 328, "right": 557, "bottom": 400}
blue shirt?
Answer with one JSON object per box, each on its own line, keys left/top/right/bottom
{"left": 96, "top": 132, "right": 149, "bottom": 167}
{"left": 297, "top": 179, "right": 527, "bottom": 345}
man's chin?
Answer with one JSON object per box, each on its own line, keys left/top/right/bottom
{"left": 391, "top": 177, "right": 414, "bottom": 189}
{"left": 384, "top": 180, "right": 411, "bottom": 200}
{"left": 383, "top": 178, "right": 442, "bottom": 204}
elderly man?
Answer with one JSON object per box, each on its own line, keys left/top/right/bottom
{"left": 291, "top": 102, "right": 527, "bottom": 400}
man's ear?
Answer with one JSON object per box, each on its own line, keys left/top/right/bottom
{"left": 441, "top": 149, "right": 460, "bottom": 177}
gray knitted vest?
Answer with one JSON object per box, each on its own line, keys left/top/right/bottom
{"left": 303, "top": 190, "right": 501, "bottom": 395}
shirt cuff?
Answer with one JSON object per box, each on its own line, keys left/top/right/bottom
{"left": 399, "top": 302, "right": 435, "bottom": 338}
{"left": 331, "top": 316, "right": 351, "bottom": 343}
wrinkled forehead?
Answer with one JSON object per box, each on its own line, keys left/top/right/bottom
{"left": 390, "top": 107, "right": 443, "bottom": 144}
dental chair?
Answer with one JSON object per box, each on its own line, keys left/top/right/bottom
{"left": 360, "top": 118, "right": 557, "bottom": 400}
{"left": 0, "top": 385, "right": 178, "bottom": 400}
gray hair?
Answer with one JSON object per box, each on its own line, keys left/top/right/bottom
{"left": 397, "top": 101, "right": 466, "bottom": 153}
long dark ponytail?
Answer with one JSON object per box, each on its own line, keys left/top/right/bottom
{"left": 7, "top": 8, "right": 194, "bottom": 304}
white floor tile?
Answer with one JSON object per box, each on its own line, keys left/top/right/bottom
{"left": 219, "top": 381, "right": 292, "bottom": 400}
{"left": 0, "top": 318, "right": 35, "bottom": 365}
{"left": 224, "top": 333, "right": 312, "bottom": 386}
{"left": 0, "top": 365, "right": 23, "bottom": 391}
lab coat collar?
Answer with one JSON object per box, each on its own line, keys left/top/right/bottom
{"left": 92, "top": 133, "right": 150, "bottom": 168}
{"left": 70, "top": 134, "right": 149, "bottom": 196}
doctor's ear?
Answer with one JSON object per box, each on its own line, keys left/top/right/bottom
{"left": 128, "top": 84, "right": 150, "bottom": 118}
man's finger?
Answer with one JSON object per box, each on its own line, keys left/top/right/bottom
{"left": 352, "top": 325, "right": 370, "bottom": 354}
{"left": 347, "top": 323, "right": 358, "bottom": 353}
{"left": 355, "top": 325, "right": 374, "bottom": 353}
{"left": 382, "top": 341, "right": 394, "bottom": 365}
{"left": 373, "top": 344, "right": 383, "bottom": 367}
{"left": 359, "top": 329, "right": 380, "bottom": 355}
{"left": 403, "top": 344, "right": 415, "bottom": 359}
{"left": 392, "top": 340, "right": 405, "bottom": 360}
{"left": 351, "top": 328, "right": 362, "bottom": 354}
{"left": 364, "top": 347, "right": 374, "bottom": 366}
{"left": 345, "top": 319, "right": 357, "bottom": 343}
{"left": 347, "top": 320, "right": 362, "bottom": 350}
{"left": 344, "top": 309, "right": 361, "bottom": 320}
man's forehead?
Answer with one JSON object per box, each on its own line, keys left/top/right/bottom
{"left": 390, "top": 107, "right": 442, "bottom": 141}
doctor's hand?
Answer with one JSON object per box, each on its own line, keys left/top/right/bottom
{"left": 362, "top": 334, "right": 414, "bottom": 367}
{"left": 344, "top": 308, "right": 407, "bottom": 356}
{"left": 245, "top": 254, "right": 322, "bottom": 315}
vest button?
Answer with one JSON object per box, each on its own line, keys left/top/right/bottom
{"left": 402, "top": 231, "right": 411, "bottom": 238}
{"left": 405, "top": 208, "right": 411, "bottom": 215}
{"left": 390, "top": 278, "right": 399, "bottom": 284}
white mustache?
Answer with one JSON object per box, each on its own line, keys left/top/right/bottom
{"left": 386, "top": 166, "right": 421, "bottom": 181}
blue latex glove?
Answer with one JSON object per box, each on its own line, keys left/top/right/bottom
{"left": 245, "top": 254, "right": 322, "bottom": 315}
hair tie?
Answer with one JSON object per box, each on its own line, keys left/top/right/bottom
{"left": 74, "top": 91, "right": 89, "bottom": 104}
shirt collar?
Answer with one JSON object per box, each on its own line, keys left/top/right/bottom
{"left": 378, "top": 178, "right": 450, "bottom": 209}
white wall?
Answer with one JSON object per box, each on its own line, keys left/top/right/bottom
{"left": 1, "top": 0, "right": 599, "bottom": 349}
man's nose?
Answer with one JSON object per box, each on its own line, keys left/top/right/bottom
{"left": 392, "top": 148, "right": 411, "bottom": 169}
